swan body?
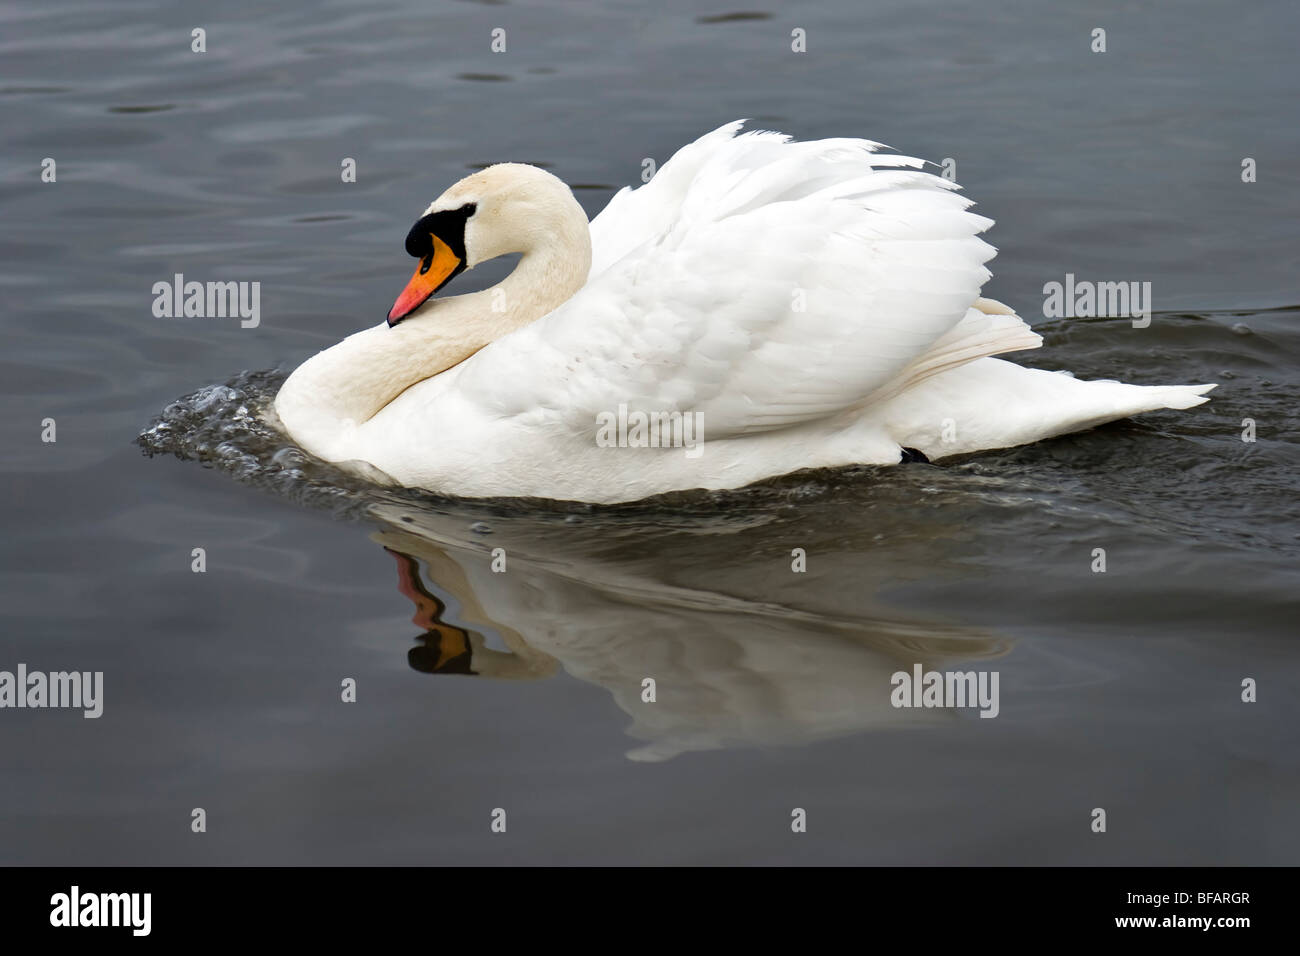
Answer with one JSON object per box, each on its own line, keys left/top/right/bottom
{"left": 274, "top": 121, "right": 1213, "bottom": 503}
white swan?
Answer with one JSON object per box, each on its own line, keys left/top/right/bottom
{"left": 274, "top": 121, "right": 1213, "bottom": 503}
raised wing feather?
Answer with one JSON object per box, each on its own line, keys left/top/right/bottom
{"left": 458, "top": 122, "right": 1001, "bottom": 440}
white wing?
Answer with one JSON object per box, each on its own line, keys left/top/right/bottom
{"left": 586, "top": 120, "right": 752, "bottom": 278}
{"left": 457, "top": 121, "right": 1008, "bottom": 440}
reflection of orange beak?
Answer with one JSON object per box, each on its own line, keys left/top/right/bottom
{"left": 387, "top": 234, "right": 463, "bottom": 326}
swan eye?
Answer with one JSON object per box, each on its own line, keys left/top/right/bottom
{"left": 418, "top": 252, "right": 434, "bottom": 276}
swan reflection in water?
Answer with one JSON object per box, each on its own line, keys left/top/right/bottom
{"left": 365, "top": 498, "right": 1011, "bottom": 763}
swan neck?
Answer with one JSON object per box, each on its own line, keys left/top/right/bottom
{"left": 274, "top": 212, "right": 590, "bottom": 458}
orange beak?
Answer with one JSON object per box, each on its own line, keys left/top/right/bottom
{"left": 387, "top": 234, "right": 463, "bottom": 326}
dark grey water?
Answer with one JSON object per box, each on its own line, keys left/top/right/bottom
{"left": 2, "top": 0, "right": 1297, "bottom": 864}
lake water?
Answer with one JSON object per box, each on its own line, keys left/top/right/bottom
{"left": 2, "top": 0, "right": 1297, "bottom": 864}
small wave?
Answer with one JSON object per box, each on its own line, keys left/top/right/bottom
{"left": 136, "top": 369, "right": 386, "bottom": 520}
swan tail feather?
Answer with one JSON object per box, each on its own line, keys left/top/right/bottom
{"left": 1145, "top": 382, "right": 1217, "bottom": 409}
{"left": 876, "top": 358, "right": 1216, "bottom": 460}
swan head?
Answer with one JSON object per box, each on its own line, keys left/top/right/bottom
{"left": 387, "top": 163, "right": 589, "bottom": 326}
